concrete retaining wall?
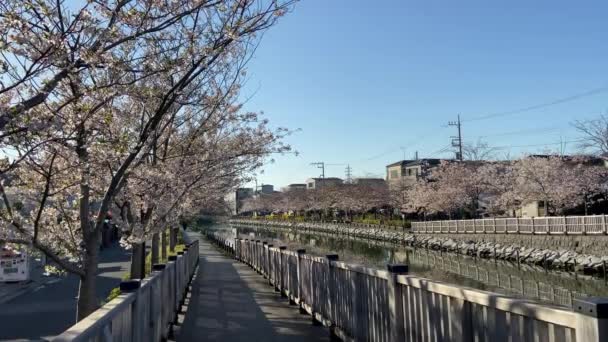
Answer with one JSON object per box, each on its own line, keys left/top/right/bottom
{"left": 415, "top": 233, "right": 608, "bottom": 256}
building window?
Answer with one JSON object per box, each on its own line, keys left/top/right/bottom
{"left": 308, "top": 182, "right": 314, "bottom": 188}
{"left": 390, "top": 170, "right": 398, "bottom": 179}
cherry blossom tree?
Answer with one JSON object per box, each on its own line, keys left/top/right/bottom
{"left": 509, "top": 156, "right": 581, "bottom": 216}
{"left": 0, "top": 0, "right": 296, "bottom": 321}
{"left": 569, "top": 158, "right": 608, "bottom": 215}
{"left": 404, "top": 161, "right": 484, "bottom": 218}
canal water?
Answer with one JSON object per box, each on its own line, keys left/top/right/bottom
{"left": 211, "top": 222, "right": 608, "bottom": 309}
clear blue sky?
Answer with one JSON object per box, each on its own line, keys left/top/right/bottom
{"left": 241, "top": 0, "right": 608, "bottom": 189}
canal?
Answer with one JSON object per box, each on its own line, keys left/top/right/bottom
{"left": 210, "top": 222, "right": 608, "bottom": 309}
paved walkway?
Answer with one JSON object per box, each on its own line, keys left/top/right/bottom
{"left": 177, "top": 234, "right": 329, "bottom": 342}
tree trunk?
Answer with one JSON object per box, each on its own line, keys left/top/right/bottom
{"left": 76, "top": 228, "right": 100, "bottom": 321}
{"left": 161, "top": 230, "right": 167, "bottom": 262}
{"left": 130, "top": 242, "right": 146, "bottom": 279}
{"left": 169, "top": 228, "right": 177, "bottom": 252}
{"left": 151, "top": 232, "right": 160, "bottom": 265}
{"left": 76, "top": 142, "right": 100, "bottom": 322}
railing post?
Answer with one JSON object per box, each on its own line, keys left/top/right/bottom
{"left": 262, "top": 241, "right": 268, "bottom": 278}
{"left": 119, "top": 280, "right": 142, "bottom": 342}
{"left": 267, "top": 244, "right": 274, "bottom": 286}
{"left": 244, "top": 239, "right": 249, "bottom": 265}
{"left": 324, "top": 254, "right": 339, "bottom": 335}
{"left": 582, "top": 217, "right": 588, "bottom": 235}
{"left": 296, "top": 249, "right": 306, "bottom": 313}
{"left": 278, "top": 246, "right": 287, "bottom": 297}
{"left": 255, "top": 240, "right": 261, "bottom": 272}
{"left": 235, "top": 238, "right": 241, "bottom": 261}
{"left": 574, "top": 297, "right": 608, "bottom": 341}
{"left": 177, "top": 251, "right": 186, "bottom": 307}
{"left": 603, "top": 215, "right": 607, "bottom": 235}
{"left": 151, "top": 264, "right": 165, "bottom": 342}
{"left": 387, "top": 264, "right": 408, "bottom": 342}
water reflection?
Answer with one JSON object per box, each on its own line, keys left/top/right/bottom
{"left": 222, "top": 223, "right": 608, "bottom": 308}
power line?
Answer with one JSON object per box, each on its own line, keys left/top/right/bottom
{"left": 349, "top": 86, "right": 606, "bottom": 164}
{"left": 357, "top": 147, "right": 402, "bottom": 162}
{"left": 474, "top": 126, "right": 563, "bottom": 139}
{"left": 427, "top": 144, "right": 454, "bottom": 158}
{"left": 491, "top": 138, "right": 587, "bottom": 150}
{"left": 464, "top": 85, "right": 608, "bottom": 122}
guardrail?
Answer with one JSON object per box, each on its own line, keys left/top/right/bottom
{"left": 232, "top": 218, "right": 408, "bottom": 231}
{"left": 53, "top": 239, "right": 199, "bottom": 342}
{"left": 207, "top": 231, "right": 608, "bottom": 342}
{"left": 412, "top": 215, "right": 608, "bottom": 235}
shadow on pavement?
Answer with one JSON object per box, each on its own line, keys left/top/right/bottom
{"left": 176, "top": 238, "right": 329, "bottom": 342}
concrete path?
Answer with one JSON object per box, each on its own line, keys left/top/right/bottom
{"left": 0, "top": 243, "right": 131, "bottom": 341}
{"left": 176, "top": 234, "right": 329, "bottom": 342}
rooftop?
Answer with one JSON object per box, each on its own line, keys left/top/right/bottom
{"left": 387, "top": 159, "right": 444, "bottom": 168}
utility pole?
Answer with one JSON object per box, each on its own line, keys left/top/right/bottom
{"left": 310, "top": 162, "right": 325, "bottom": 178}
{"left": 448, "top": 114, "right": 463, "bottom": 161}
{"left": 345, "top": 165, "right": 353, "bottom": 183}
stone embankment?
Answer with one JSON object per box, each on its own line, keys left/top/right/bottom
{"left": 230, "top": 219, "right": 608, "bottom": 276}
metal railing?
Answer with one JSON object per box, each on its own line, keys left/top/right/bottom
{"left": 209, "top": 232, "right": 608, "bottom": 342}
{"left": 411, "top": 215, "right": 608, "bottom": 235}
{"left": 53, "top": 239, "right": 199, "bottom": 342}
{"left": 412, "top": 249, "right": 590, "bottom": 308}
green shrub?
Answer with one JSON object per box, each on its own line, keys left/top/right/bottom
{"left": 105, "top": 287, "right": 122, "bottom": 303}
